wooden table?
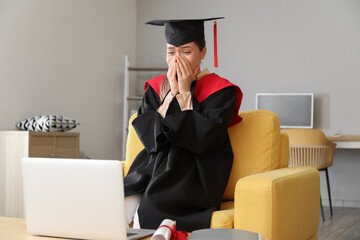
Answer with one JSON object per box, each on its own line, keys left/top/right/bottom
{"left": 327, "top": 135, "right": 360, "bottom": 149}
{"left": 0, "top": 217, "right": 153, "bottom": 240}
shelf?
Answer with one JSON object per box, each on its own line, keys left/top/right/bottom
{"left": 127, "top": 96, "right": 143, "bottom": 101}
{"left": 128, "top": 67, "right": 167, "bottom": 71}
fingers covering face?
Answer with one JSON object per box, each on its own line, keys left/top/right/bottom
{"left": 167, "top": 57, "right": 177, "bottom": 80}
{"left": 177, "top": 56, "right": 192, "bottom": 77}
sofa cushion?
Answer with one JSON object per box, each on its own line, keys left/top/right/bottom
{"left": 125, "top": 111, "right": 281, "bottom": 201}
{"left": 124, "top": 114, "right": 144, "bottom": 176}
{"left": 278, "top": 133, "right": 290, "bottom": 168}
{"left": 210, "top": 201, "right": 235, "bottom": 229}
{"left": 223, "top": 110, "right": 280, "bottom": 200}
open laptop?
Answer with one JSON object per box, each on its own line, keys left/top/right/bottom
{"left": 22, "top": 157, "right": 155, "bottom": 240}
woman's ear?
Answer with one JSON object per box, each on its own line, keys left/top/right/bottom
{"left": 201, "top": 47, "right": 207, "bottom": 60}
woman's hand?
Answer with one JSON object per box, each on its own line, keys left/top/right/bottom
{"left": 176, "top": 56, "right": 200, "bottom": 94}
{"left": 167, "top": 57, "right": 179, "bottom": 96}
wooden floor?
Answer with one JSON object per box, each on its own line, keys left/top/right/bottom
{"left": 317, "top": 206, "right": 360, "bottom": 240}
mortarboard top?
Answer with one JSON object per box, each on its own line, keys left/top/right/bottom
{"left": 146, "top": 17, "right": 224, "bottom": 47}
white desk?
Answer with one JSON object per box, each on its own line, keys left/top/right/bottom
{"left": 327, "top": 135, "right": 360, "bottom": 149}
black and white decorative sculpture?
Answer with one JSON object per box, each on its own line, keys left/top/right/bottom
{"left": 16, "top": 115, "right": 80, "bottom": 132}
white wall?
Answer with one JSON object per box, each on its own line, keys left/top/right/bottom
{"left": 136, "top": 0, "right": 360, "bottom": 207}
{"left": 0, "top": 0, "right": 137, "bottom": 159}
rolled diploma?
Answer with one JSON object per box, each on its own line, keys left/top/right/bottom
{"left": 151, "top": 219, "right": 174, "bottom": 240}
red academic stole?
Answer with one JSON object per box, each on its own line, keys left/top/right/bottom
{"left": 144, "top": 73, "right": 243, "bottom": 127}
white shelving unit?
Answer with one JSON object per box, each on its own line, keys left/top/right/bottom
{"left": 122, "top": 56, "right": 167, "bottom": 157}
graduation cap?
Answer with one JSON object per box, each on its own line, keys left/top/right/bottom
{"left": 146, "top": 17, "right": 224, "bottom": 68}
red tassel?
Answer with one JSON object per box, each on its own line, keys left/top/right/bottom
{"left": 214, "top": 20, "right": 218, "bottom": 68}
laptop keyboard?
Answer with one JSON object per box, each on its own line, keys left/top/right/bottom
{"left": 127, "top": 232, "right": 138, "bottom": 237}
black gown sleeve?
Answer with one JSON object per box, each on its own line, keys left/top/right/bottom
{"left": 132, "top": 84, "right": 237, "bottom": 155}
{"left": 132, "top": 86, "right": 169, "bottom": 154}
{"left": 162, "top": 87, "right": 237, "bottom": 154}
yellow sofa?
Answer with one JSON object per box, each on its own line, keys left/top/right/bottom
{"left": 122, "top": 110, "right": 320, "bottom": 240}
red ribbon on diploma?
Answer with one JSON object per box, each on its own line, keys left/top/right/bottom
{"left": 157, "top": 223, "right": 188, "bottom": 240}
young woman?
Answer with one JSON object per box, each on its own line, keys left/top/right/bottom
{"left": 123, "top": 17, "right": 243, "bottom": 232}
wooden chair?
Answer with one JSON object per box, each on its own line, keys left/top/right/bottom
{"left": 281, "top": 129, "right": 336, "bottom": 221}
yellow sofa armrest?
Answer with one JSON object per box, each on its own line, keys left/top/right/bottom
{"left": 234, "top": 167, "right": 320, "bottom": 240}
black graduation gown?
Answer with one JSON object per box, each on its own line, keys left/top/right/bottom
{"left": 124, "top": 80, "right": 237, "bottom": 232}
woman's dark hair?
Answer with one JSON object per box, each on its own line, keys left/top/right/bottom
{"left": 194, "top": 39, "right": 206, "bottom": 51}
